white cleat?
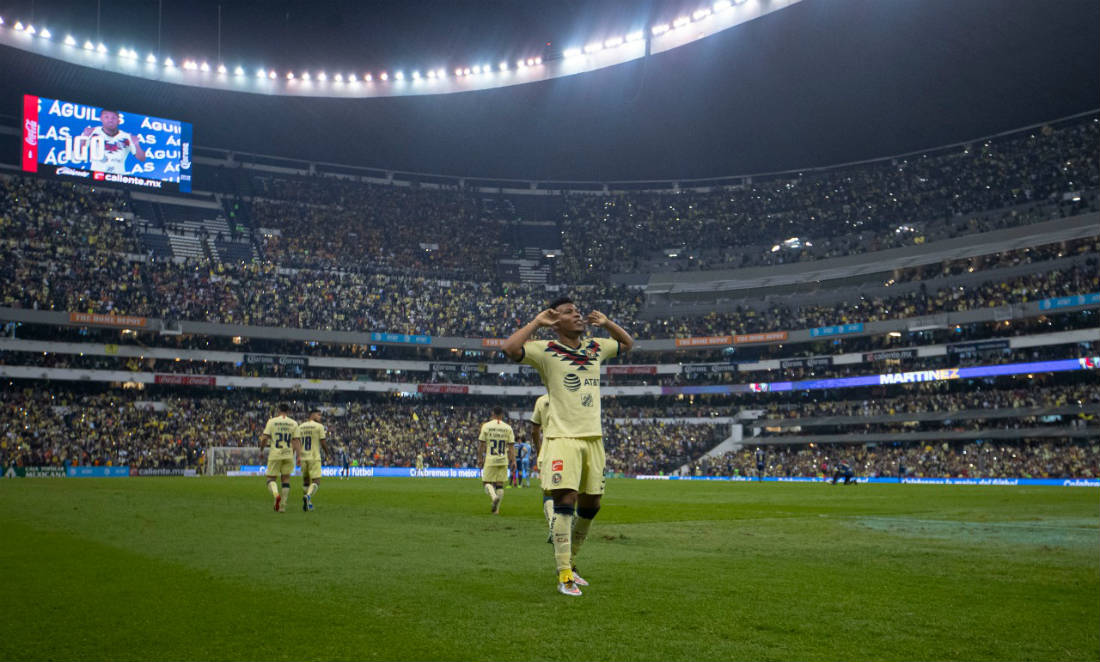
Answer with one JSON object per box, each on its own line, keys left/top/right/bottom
{"left": 571, "top": 568, "right": 589, "bottom": 587}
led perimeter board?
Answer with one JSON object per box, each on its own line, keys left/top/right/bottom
{"left": 21, "top": 95, "right": 193, "bottom": 193}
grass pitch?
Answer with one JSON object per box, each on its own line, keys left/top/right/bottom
{"left": 0, "top": 477, "right": 1097, "bottom": 661}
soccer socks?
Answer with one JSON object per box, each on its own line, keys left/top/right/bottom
{"left": 280, "top": 483, "right": 290, "bottom": 503}
{"left": 484, "top": 483, "right": 497, "bottom": 500}
{"left": 551, "top": 505, "right": 575, "bottom": 572}
{"left": 306, "top": 483, "right": 318, "bottom": 497}
{"left": 542, "top": 495, "right": 554, "bottom": 526}
{"left": 267, "top": 480, "right": 280, "bottom": 498}
{"left": 572, "top": 506, "right": 600, "bottom": 565}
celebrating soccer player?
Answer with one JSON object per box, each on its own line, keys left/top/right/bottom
{"left": 478, "top": 407, "right": 516, "bottom": 514}
{"left": 502, "top": 298, "right": 633, "bottom": 596}
{"left": 260, "top": 403, "right": 300, "bottom": 513}
{"left": 79, "top": 109, "right": 146, "bottom": 174}
{"left": 297, "top": 409, "right": 328, "bottom": 511}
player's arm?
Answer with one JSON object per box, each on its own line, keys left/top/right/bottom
{"left": 587, "top": 310, "right": 634, "bottom": 354}
{"left": 501, "top": 308, "right": 559, "bottom": 362}
{"left": 477, "top": 439, "right": 487, "bottom": 464}
{"left": 320, "top": 434, "right": 329, "bottom": 459}
{"left": 508, "top": 444, "right": 517, "bottom": 471}
{"left": 130, "top": 133, "right": 147, "bottom": 161}
{"left": 531, "top": 423, "right": 541, "bottom": 458}
{"left": 260, "top": 433, "right": 271, "bottom": 453}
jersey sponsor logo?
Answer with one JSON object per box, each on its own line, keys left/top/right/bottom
{"left": 544, "top": 339, "right": 601, "bottom": 370}
{"left": 552, "top": 460, "right": 564, "bottom": 472}
{"left": 563, "top": 374, "right": 581, "bottom": 391}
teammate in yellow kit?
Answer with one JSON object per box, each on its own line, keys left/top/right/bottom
{"left": 478, "top": 407, "right": 516, "bottom": 515}
{"left": 261, "top": 403, "right": 300, "bottom": 513}
{"left": 297, "top": 409, "right": 328, "bottom": 512}
{"left": 501, "top": 297, "right": 633, "bottom": 596}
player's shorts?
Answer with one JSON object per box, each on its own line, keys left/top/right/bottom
{"left": 482, "top": 463, "right": 509, "bottom": 484}
{"left": 266, "top": 457, "right": 294, "bottom": 477}
{"left": 541, "top": 437, "right": 605, "bottom": 495}
{"left": 300, "top": 458, "right": 322, "bottom": 479}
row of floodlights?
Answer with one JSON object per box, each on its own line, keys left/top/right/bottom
{"left": 3, "top": 0, "right": 747, "bottom": 84}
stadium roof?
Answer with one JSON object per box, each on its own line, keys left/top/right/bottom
{"left": 0, "top": 0, "right": 1097, "bottom": 180}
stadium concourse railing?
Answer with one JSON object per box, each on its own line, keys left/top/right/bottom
{"left": 0, "top": 327, "right": 1095, "bottom": 382}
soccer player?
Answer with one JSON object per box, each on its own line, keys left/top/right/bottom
{"left": 261, "top": 403, "right": 300, "bottom": 513}
{"left": 530, "top": 393, "right": 555, "bottom": 540}
{"left": 297, "top": 409, "right": 328, "bottom": 512}
{"left": 518, "top": 439, "right": 532, "bottom": 488}
{"left": 478, "top": 407, "right": 516, "bottom": 514}
{"left": 755, "top": 447, "right": 766, "bottom": 481}
{"left": 832, "top": 460, "right": 856, "bottom": 485}
{"left": 340, "top": 445, "right": 351, "bottom": 479}
{"left": 502, "top": 297, "right": 633, "bottom": 597}
{"left": 79, "top": 109, "right": 146, "bottom": 174}
{"left": 415, "top": 451, "right": 425, "bottom": 477}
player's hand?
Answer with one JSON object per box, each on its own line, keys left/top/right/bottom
{"left": 533, "top": 308, "right": 560, "bottom": 327}
{"left": 586, "top": 310, "right": 609, "bottom": 328}
{"left": 81, "top": 126, "right": 94, "bottom": 137}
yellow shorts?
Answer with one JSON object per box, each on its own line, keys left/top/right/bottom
{"left": 265, "top": 457, "right": 294, "bottom": 478}
{"left": 300, "top": 459, "right": 322, "bottom": 480}
{"left": 540, "top": 437, "right": 605, "bottom": 495}
{"left": 482, "top": 464, "right": 509, "bottom": 484}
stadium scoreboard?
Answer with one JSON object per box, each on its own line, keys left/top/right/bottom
{"left": 21, "top": 94, "right": 193, "bottom": 193}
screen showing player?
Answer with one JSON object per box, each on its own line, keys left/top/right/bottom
{"left": 21, "top": 94, "right": 193, "bottom": 193}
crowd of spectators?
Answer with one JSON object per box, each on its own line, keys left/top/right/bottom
{"left": 692, "top": 439, "right": 1100, "bottom": 479}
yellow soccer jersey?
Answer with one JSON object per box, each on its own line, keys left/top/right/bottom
{"left": 263, "top": 415, "right": 298, "bottom": 460}
{"left": 519, "top": 338, "right": 619, "bottom": 439}
{"left": 478, "top": 419, "right": 515, "bottom": 466}
{"left": 297, "top": 420, "right": 326, "bottom": 462}
{"left": 531, "top": 394, "right": 550, "bottom": 427}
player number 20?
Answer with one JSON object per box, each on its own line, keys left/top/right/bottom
{"left": 490, "top": 439, "right": 505, "bottom": 456}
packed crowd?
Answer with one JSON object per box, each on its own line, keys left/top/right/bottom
{"left": 691, "top": 439, "right": 1100, "bottom": 479}
{"left": 558, "top": 116, "right": 1099, "bottom": 278}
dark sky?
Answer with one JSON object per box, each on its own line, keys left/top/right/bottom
{"left": 1, "top": 0, "right": 1097, "bottom": 180}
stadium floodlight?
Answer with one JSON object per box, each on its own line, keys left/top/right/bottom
{"left": 268, "top": 70, "right": 276, "bottom": 79}
{"left": 234, "top": 65, "right": 244, "bottom": 76}
{"left": 64, "top": 34, "right": 77, "bottom": 46}
{"left": 714, "top": 0, "right": 733, "bottom": 10}
{"left": 426, "top": 69, "right": 435, "bottom": 79}
{"left": 454, "top": 68, "right": 463, "bottom": 77}
{"left": 651, "top": 23, "right": 670, "bottom": 35}
{"left": 363, "top": 73, "right": 370, "bottom": 81}
{"left": 96, "top": 42, "right": 107, "bottom": 53}
{"left": 40, "top": 27, "right": 51, "bottom": 39}
{"left": 334, "top": 73, "right": 344, "bottom": 82}
{"left": 626, "top": 30, "right": 644, "bottom": 42}
{"left": 217, "top": 64, "right": 227, "bottom": 74}
{"left": 13, "top": 21, "right": 23, "bottom": 31}
{"left": 563, "top": 47, "right": 582, "bottom": 59}
{"left": 120, "top": 48, "right": 136, "bottom": 59}
{"left": 26, "top": 24, "right": 36, "bottom": 35}
{"left": 379, "top": 72, "right": 388, "bottom": 81}
{"left": 200, "top": 61, "right": 210, "bottom": 72}
{"left": 437, "top": 68, "right": 446, "bottom": 78}
{"left": 463, "top": 67, "right": 471, "bottom": 75}
{"left": 394, "top": 71, "right": 404, "bottom": 80}
{"left": 182, "top": 60, "right": 195, "bottom": 70}
{"left": 315, "top": 71, "right": 325, "bottom": 81}
{"left": 0, "top": 17, "right": 4, "bottom": 26}
{"left": 348, "top": 73, "right": 357, "bottom": 82}
{"left": 146, "top": 53, "right": 157, "bottom": 63}
{"left": 535, "top": 57, "right": 542, "bottom": 64}
{"left": 584, "top": 42, "right": 603, "bottom": 54}
{"left": 302, "top": 71, "right": 311, "bottom": 81}
{"left": 516, "top": 59, "right": 526, "bottom": 68}
{"left": 286, "top": 71, "right": 295, "bottom": 79}
{"left": 83, "top": 40, "right": 95, "bottom": 50}
{"left": 411, "top": 70, "right": 420, "bottom": 80}
{"left": 693, "top": 8, "right": 712, "bottom": 20}
{"left": 604, "top": 36, "right": 623, "bottom": 48}
{"left": 256, "top": 68, "right": 265, "bottom": 78}
{"left": 499, "top": 61, "right": 508, "bottom": 71}
{"left": 472, "top": 65, "right": 481, "bottom": 74}
{"left": 164, "top": 57, "right": 175, "bottom": 67}
{"left": 673, "top": 16, "right": 691, "bottom": 28}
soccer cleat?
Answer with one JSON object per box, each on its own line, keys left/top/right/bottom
{"left": 302, "top": 496, "right": 309, "bottom": 512}
{"left": 571, "top": 567, "right": 589, "bottom": 587}
{"left": 557, "top": 568, "right": 582, "bottom": 596}
{"left": 274, "top": 494, "right": 281, "bottom": 512}
{"left": 306, "top": 494, "right": 314, "bottom": 511}
{"left": 491, "top": 496, "right": 502, "bottom": 515}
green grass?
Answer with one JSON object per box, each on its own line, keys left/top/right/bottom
{"left": 0, "top": 478, "right": 1097, "bottom": 661}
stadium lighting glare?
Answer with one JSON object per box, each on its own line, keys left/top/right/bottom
{"left": 26, "top": 24, "right": 36, "bottom": 35}
{"left": 256, "top": 68, "right": 265, "bottom": 78}
{"left": 411, "top": 71, "right": 420, "bottom": 80}
{"left": 182, "top": 60, "right": 196, "bottom": 70}
{"left": 379, "top": 72, "right": 388, "bottom": 81}
{"left": 234, "top": 65, "right": 244, "bottom": 76}
{"left": 626, "top": 30, "right": 644, "bottom": 42}
{"left": 426, "top": 69, "right": 435, "bottom": 79}
{"left": 673, "top": 16, "right": 691, "bottom": 28}
{"left": 13, "top": 21, "right": 23, "bottom": 31}
{"left": 348, "top": 73, "right": 357, "bottom": 82}
{"left": 472, "top": 65, "right": 481, "bottom": 74}
{"left": 693, "top": 8, "right": 712, "bottom": 20}
{"left": 164, "top": 57, "right": 175, "bottom": 67}
{"left": 217, "top": 64, "right": 227, "bottom": 74}
{"left": 651, "top": 24, "right": 669, "bottom": 35}
{"left": 584, "top": 42, "right": 603, "bottom": 54}
{"left": 394, "top": 71, "right": 404, "bottom": 80}
{"left": 363, "top": 73, "right": 370, "bottom": 81}
{"left": 83, "top": 40, "right": 95, "bottom": 50}
{"left": 199, "top": 61, "right": 210, "bottom": 72}
{"left": 563, "top": 47, "right": 582, "bottom": 59}
{"left": 714, "top": 0, "right": 733, "bottom": 10}
{"left": 334, "top": 73, "right": 344, "bottom": 82}
{"left": 437, "top": 68, "right": 446, "bottom": 78}
{"left": 286, "top": 71, "right": 295, "bottom": 80}
{"left": 146, "top": 53, "right": 157, "bottom": 63}
{"left": 302, "top": 72, "right": 311, "bottom": 81}
{"left": 0, "top": 17, "right": 4, "bottom": 26}
{"left": 604, "top": 36, "right": 623, "bottom": 48}
{"left": 64, "top": 34, "right": 77, "bottom": 46}
{"left": 96, "top": 42, "right": 107, "bottom": 53}
{"left": 454, "top": 68, "right": 463, "bottom": 77}
{"left": 516, "top": 59, "right": 526, "bottom": 68}
{"left": 40, "top": 28, "right": 52, "bottom": 39}
{"left": 535, "top": 57, "right": 542, "bottom": 65}
{"left": 268, "top": 70, "right": 276, "bottom": 79}
{"left": 317, "top": 71, "right": 327, "bottom": 81}
{"left": 463, "top": 67, "right": 471, "bottom": 75}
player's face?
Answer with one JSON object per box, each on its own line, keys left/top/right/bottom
{"left": 553, "top": 303, "right": 585, "bottom": 333}
{"left": 100, "top": 111, "right": 120, "bottom": 132}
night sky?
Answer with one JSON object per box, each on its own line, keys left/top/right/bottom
{"left": 1, "top": 0, "right": 1097, "bottom": 180}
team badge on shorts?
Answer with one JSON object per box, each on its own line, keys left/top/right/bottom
{"left": 552, "top": 460, "right": 564, "bottom": 471}
{"left": 552, "top": 473, "right": 562, "bottom": 485}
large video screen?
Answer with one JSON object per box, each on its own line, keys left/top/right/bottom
{"left": 22, "top": 94, "right": 192, "bottom": 193}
